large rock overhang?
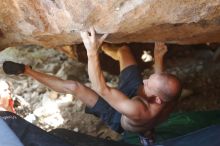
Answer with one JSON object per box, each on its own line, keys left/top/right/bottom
{"left": 0, "top": 0, "right": 220, "bottom": 50}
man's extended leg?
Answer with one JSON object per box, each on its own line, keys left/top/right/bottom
{"left": 3, "top": 61, "right": 123, "bottom": 132}
{"left": 3, "top": 61, "right": 99, "bottom": 108}
{"left": 102, "top": 43, "right": 137, "bottom": 71}
{"left": 24, "top": 66, "right": 100, "bottom": 108}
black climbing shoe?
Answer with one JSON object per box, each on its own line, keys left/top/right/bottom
{"left": 3, "top": 61, "right": 25, "bottom": 75}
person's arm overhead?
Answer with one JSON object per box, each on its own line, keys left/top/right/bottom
{"left": 80, "top": 28, "right": 150, "bottom": 119}
{"left": 153, "top": 42, "right": 168, "bottom": 74}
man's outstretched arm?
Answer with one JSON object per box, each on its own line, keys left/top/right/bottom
{"left": 153, "top": 42, "right": 168, "bottom": 74}
{"left": 80, "top": 28, "right": 150, "bottom": 119}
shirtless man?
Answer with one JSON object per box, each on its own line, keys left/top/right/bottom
{"left": 3, "top": 28, "right": 181, "bottom": 145}
{"left": 80, "top": 28, "right": 182, "bottom": 144}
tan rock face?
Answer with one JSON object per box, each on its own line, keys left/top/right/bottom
{"left": 0, "top": 0, "right": 220, "bottom": 49}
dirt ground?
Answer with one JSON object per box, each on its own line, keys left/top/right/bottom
{"left": 0, "top": 43, "right": 220, "bottom": 140}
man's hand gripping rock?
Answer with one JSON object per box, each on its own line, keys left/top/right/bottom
{"left": 80, "top": 27, "right": 108, "bottom": 55}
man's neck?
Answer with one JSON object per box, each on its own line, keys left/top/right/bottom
{"left": 137, "top": 84, "right": 147, "bottom": 97}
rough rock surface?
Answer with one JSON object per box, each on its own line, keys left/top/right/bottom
{"left": 1, "top": 0, "right": 220, "bottom": 50}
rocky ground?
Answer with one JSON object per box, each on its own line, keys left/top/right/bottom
{"left": 0, "top": 44, "right": 219, "bottom": 141}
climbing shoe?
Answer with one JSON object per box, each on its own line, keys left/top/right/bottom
{"left": 3, "top": 61, "right": 25, "bottom": 75}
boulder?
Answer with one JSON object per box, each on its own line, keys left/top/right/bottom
{"left": 0, "top": 0, "right": 220, "bottom": 49}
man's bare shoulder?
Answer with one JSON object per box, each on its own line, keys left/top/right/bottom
{"left": 132, "top": 96, "right": 150, "bottom": 108}
{"left": 131, "top": 95, "right": 167, "bottom": 120}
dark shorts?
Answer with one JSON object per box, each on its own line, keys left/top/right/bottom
{"left": 86, "top": 65, "right": 143, "bottom": 133}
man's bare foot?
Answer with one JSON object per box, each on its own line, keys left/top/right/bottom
{"left": 101, "top": 43, "right": 128, "bottom": 61}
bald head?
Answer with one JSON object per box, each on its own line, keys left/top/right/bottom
{"left": 148, "top": 73, "right": 182, "bottom": 102}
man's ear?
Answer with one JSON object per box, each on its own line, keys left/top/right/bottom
{"left": 155, "top": 96, "right": 162, "bottom": 104}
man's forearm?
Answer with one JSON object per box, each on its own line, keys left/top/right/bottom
{"left": 87, "top": 52, "right": 108, "bottom": 94}
{"left": 153, "top": 42, "right": 167, "bottom": 74}
{"left": 153, "top": 56, "right": 164, "bottom": 74}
